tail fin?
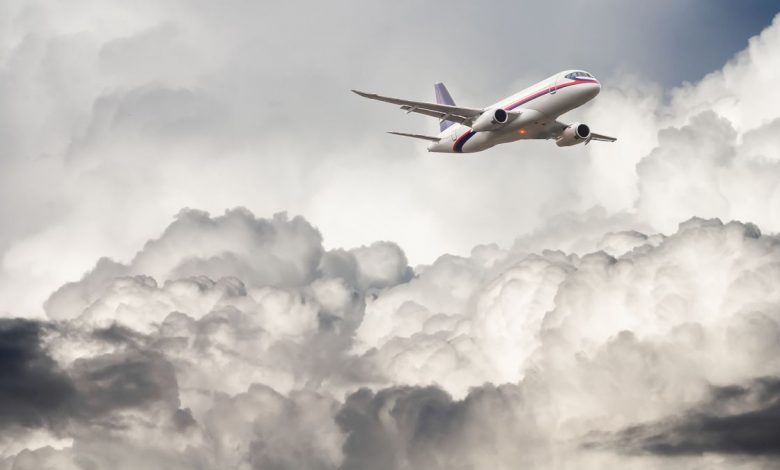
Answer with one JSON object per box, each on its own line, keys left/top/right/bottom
{"left": 434, "top": 82, "right": 456, "bottom": 132}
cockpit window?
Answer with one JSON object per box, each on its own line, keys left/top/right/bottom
{"left": 565, "top": 71, "right": 595, "bottom": 80}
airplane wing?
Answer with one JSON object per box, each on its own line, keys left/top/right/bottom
{"left": 589, "top": 132, "right": 617, "bottom": 142}
{"left": 352, "top": 90, "right": 483, "bottom": 125}
{"left": 387, "top": 131, "right": 440, "bottom": 142}
{"left": 551, "top": 120, "right": 617, "bottom": 143}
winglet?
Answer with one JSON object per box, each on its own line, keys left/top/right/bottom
{"left": 352, "top": 89, "right": 372, "bottom": 98}
{"left": 434, "top": 83, "right": 455, "bottom": 106}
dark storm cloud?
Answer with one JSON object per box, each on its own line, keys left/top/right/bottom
{"left": 0, "top": 318, "right": 182, "bottom": 434}
{"left": 91, "top": 323, "right": 148, "bottom": 346}
{"left": 0, "top": 319, "right": 75, "bottom": 430}
{"left": 336, "top": 386, "right": 460, "bottom": 470}
{"left": 336, "top": 384, "right": 537, "bottom": 470}
{"left": 592, "top": 378, "right": 780, "bottom": 457}
{"left": 70, "top": 349, "right": 180, "bottom": 421}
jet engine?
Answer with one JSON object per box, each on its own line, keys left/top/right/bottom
{"left": 471, "top": 108, "right": 509, "bottom": 132}
{"left": 556, "top": 123, "right": 591, "bottom": 146}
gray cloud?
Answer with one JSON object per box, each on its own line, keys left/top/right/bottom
{"left": 0, "top": 319, "right": 75, "bottom": 431}
{"left": 0, "top": 208, "right": 777, "bottom": 468}
{"left": 595, "top": 377, "right": 780, "bottom": 457}
{"left": 336, "top": 384, "right": 542, "bottom": 470}
{"left": 0, "top": 318, "right": 183, "bottom": 441}
{"left": 70, "top": 349, "right": 180, "bottom": 423}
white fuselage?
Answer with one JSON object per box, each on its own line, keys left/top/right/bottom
{"left": 427, "top": 70, "right": 601, "bottom": 153}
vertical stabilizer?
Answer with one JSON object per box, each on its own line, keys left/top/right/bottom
{"left": 434, "top": 82, "right": 456, "bottom": 132}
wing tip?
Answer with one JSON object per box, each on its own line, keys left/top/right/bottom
{"left": 387, "top": 131, "right": 440, "bottom": 142}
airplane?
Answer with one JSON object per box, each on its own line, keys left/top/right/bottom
{"left": 352, "top": 70, "right": 616, "bottom": 153}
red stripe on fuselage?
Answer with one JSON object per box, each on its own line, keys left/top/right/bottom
{"left": 452, "top": 79, "right": 595, "bottom": 152}
{"left": 502, "top": 79, "right": 595, "bottom": 111}
{"left": 452, "top": 129, "right": 475, "bottom": 152}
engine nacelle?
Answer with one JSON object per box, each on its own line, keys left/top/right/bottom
{"left": 556, "top": 123, "right": 591, "bottom": 147}
{"left": 471, "top": 108, "right": 509, "bottom": 132}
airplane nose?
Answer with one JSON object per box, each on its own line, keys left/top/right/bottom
{"left": 584, "top": 81, "right": 600, "bottom": 99}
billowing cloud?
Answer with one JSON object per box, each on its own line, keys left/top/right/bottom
{"left": 581, "top": 15, "right": 780, "bottom": 235}
{"left": 1, "top": 208, "right": 779, "bottom": 468}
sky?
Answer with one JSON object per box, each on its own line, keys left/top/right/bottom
{"left": 0, "top": 0, "right": 779, "bottom": 315}
{"left": 1, "top": 1, "right": 780, "bottom": 468}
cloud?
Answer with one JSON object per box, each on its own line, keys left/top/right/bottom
{"left": 594, "top": 377, "right": 780, "bottom": 457}
{"left": 635, "top": 111, "right": 780, "bottom": 233}
{"left": 0, "top": 318, "right": 186, "bottom": 461}
{"left": 579, "top": 15, "right": 780, "bottom": 238}
{"left": 0, "top": 208, "right": 778, "bottom": 468}
{"left": 0, "top": 319, "right": 74, "bottom": 431}
{"left": 336, "top": 384, "right": 546, "bottom": 470}
{"left": 206, "top": 385, "right": 344, "bottom": 470}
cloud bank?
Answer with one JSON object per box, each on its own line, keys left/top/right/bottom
{"left": 1, "top": 208, "right": 779, "bottom": 469}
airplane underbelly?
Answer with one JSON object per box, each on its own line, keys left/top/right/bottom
{"left": 451, "top": 109, "right": 550, "bottom": 153}
{"left": 443, "top": 85, "right": 593, "bottom": 152}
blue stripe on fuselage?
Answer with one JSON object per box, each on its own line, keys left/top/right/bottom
{"left": 453, "top": 130, "right": 476, "bottom": 152}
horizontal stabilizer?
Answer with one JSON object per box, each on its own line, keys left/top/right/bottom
{"left": 387, "top": 131, "right": 440, "bottom": 142}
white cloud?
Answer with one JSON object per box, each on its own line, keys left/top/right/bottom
{"left": 581, "top": 15, "right": 780, "bottom": 234}
{"left": 1, "top": 208, "right": 777, "bottom": 468}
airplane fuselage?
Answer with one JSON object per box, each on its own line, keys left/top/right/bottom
{"left": 427, "top": 70, "right": 601, "bottom": 153}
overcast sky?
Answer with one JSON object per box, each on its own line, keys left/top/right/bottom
{"left": 2, "top": 1, "right": 780, "bottom": 468}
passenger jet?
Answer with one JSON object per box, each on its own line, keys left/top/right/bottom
{"left": 353, "top": 70, "right": 616, "bottom": 153}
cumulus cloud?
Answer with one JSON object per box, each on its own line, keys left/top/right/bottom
{"left": 581, "top": 15, "right": 780, "bottom": 236}
{"left": 1, "top": 207, "right": 779, "bottom": 468}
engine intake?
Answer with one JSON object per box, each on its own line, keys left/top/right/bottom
{"left": 556, "top": 123, "right": 591, "bottom": 147}
{"left": 471, "top": 108, "right": 509, "bottom": 132}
